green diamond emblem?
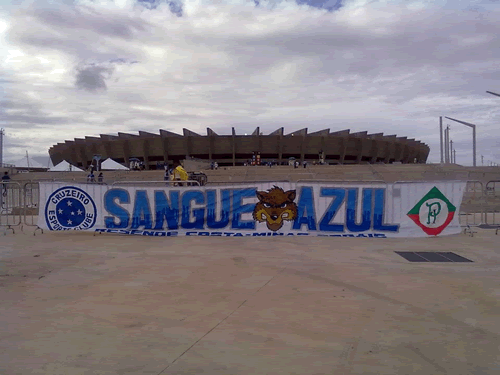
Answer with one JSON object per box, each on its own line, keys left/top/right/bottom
{"left": 407, "top": 186, "right": 456, "bottom": 236}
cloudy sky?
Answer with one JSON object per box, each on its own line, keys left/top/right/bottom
{"left": 1, "top": 0, "right": 499, "bottom": 167}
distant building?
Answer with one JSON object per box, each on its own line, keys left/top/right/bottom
{"left": 49, "top": 127, "right": 430, "bottom": 170}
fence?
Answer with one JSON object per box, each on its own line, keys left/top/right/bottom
{"left": 0, "top": 182, "right": 23, "bottom": 234}
{"left": 2, "top": 179, "right": 500, "bottom": 235}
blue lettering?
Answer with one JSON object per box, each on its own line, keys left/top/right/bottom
{"left": 104, "top": 189, "right": 130, "bottom": 228}
{"left": 232, "top": 188, "right": 256, "bottom": 230}
{"left": 131, "top": 191, "right": 152, "bottom": 229}
{"left": 346, "top": 188, "right": 372, "bottom": 232}
{"left": 154, "top": 191, "right": 179, "bottom": 230}
{"left": 319, "top": 188, "right": 345, "bottom": 232}
{"left": 373, "top": 189, "right": 399, "bottom": 232}
{"left": 181, "top": 191, "right": 205, "bottom": 229}
{"left": 206, "top": 190, "right": 230, "bottom": 229}
{"left": 293, "top": 186, "right": 316, "bottom": 230}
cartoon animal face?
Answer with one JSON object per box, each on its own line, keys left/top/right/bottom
{"left": 253, "top": 186, "right": 298, "bottom": 231}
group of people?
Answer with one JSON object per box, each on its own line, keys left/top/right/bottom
{"left": 87, "top": 165, "right": 104, "bottom": 183}
{"left": 293, "top": 160, "right": 308, "bottom": 169}
{"left": 87, "top": 171, "right": 104, "bottom": 183}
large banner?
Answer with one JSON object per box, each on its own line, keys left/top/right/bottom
{"left": 39, "top": 181, "right": 466, "bottom": 238}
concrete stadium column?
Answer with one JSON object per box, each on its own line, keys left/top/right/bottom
{"left": 183, "top": 129, "right": 201, "bottom": 159}
{"left": 321, "top": 135, "right": 326, "bottom": 159}
{"left": 396, "top": 137, "right": 407, "bottom": 162}
{"left": 355, "top": 138, "right": 364, "bottom": 163}
{"left": 103, "top": 141, "right": 113, "bottom": 160}
{"left": 162, "top": 137, "right": 169, "bottom": 165}
{"left": 401, "top": 144, "right": 410, "bottom": 163}
{"left": 252, "top": 126, "right": 261, "bottom": 150}
{"left": 279, "top": 133, "right": 283, "bottom": 163}
{"left": 383, "top": 135, "right": 396, "bottom": 162}
{"left": 270, "top": 127, "right": 284, "bottom": 164}
{"left": 407, "top": 144, "right": 419, "bottom": 163}
{"left": 301, "top": 129, "right": 307, "bottom": 162}
{"left": 123, "top": 140, "right": 131, "bottom": 169}
{"left": 100, "top": 134, "right": 117, "bottom": 162}
{"left": 207, "top": 128, "right": 218, "bottom": 161}
{"left": 142, "top": 139, "right": 151, "bottom": 170}
{"left": 231, "top": 127, "right": 236, "bottom": 166}
{"left": 340, "top": 137, "right": 347, "bottom": 164}
{"left": 160, "top": 130, "right": 175, "bottom": 166}
{"left": 75, "top": 141, "right": 88, "bottom": 168}
{"left": 64, "top": 142, "right": 78, "bottom": 166}
{"left": 383, "top": 143, "right": 391, "bottom": 163}
{"left": 370, "top": 139, "right": 379, "bottom": 163}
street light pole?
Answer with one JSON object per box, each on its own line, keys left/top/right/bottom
{"left": 444, "top": 126, "right": 450, "bottom": 163}
{"left": 486, "top": 91, "right": 500, "bottom": 98}
{"left": 450, "top": 139, "right": 453, "bottom": 163}
{"left": 444, "top": 117, "right": 477, "bottom": 167}
{"left": 439, "top": 116, "right": 444, "bottom": 163}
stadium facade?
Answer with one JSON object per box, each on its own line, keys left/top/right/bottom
{"left": 49, "top": 127, "right": 430, "bottom": 169}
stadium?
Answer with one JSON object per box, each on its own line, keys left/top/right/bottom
{"left": 48, "top": 127, "right": 430, "bottom": 170}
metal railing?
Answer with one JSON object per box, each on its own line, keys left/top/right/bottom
{"left": 0, "top": 181, "right": 22, "bottom": 234}
{"left": 22, "top": 182, "right": 43, "bottom": 235}
{"left": 295, "top": 179, "right": 385, "bottom": 184}
{"left": 207, "top": 179, "right": 291, "bottom": 186}
{"left": 111, "top": 180, "right": 201, "bottom": 187}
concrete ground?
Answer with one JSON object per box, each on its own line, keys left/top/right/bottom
{"left": 1, "top": 230, "right": 500, "bottom": 375}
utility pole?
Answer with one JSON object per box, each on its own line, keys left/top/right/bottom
{"left": 453, "top": 149, "right": 456, "bottom": 164}
{"left": 481, "top": 155, "right": 484, "bottom": 166}
{"left": 450, "top": 139, "right": 453, "bottom": 163}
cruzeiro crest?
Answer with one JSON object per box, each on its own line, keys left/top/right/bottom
{"left": 407, "top": 186, "right": 456, "bottom": 236}
{"left": 45, "top": 186, "right": 97, "bottom": 231}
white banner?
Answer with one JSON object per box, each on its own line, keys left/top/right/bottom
{"left": 38, "top": 181, "right": 466, "bottom": 238}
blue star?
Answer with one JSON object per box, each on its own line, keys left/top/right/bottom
{"left": 56, "top": 198, "right": 86, "bottom": 228}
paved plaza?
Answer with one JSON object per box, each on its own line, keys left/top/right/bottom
{"left": 1, "top": 230, "right": 499, "bottom": 375}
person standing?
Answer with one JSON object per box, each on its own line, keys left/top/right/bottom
{"left": 172, "top": 162, "right": 188, "bottom": 186}
{"left": 98, "top": 172, "right": 103, "bottom": 183}
{"left": 2, "top": 171, "right": 10, "bottom": 197}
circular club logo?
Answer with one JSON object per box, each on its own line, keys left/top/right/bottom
{"left": 45, "top": 186, "right": 97, "bottom": 231}
{"left": 407, "top": 186, "right": 456, "bottom": 236}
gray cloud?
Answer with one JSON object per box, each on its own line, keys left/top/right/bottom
{"left": 75, "top": 64, "right": 115, "bottom": 92}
